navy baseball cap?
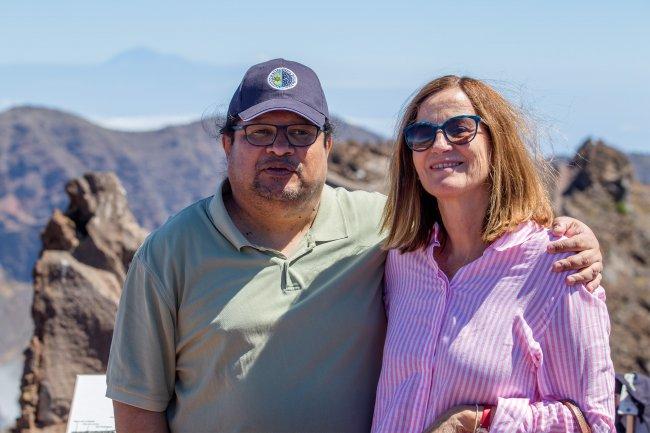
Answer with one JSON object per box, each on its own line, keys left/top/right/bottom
{"left": 227, "top": 58, "right": 329, "bottom": 127}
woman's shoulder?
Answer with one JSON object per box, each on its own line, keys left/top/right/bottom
{"left": 491, "top": 220, "right": 577, "bottom": 272}
{"left": 491, "top": 220, "right": 551, "bottom": 253}
{"left": 501, "top": 221, "right": 608, "bottom": 330}
{"left": 386, "top": 245, "right": 430, "bottom": 273}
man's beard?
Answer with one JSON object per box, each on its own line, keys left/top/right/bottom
{"left": 250, "top": 156, "right": 323, "bottom": 203}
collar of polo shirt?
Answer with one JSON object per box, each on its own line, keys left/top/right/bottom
{"left": 209, "top": 178, "right": 349, "bottom": 252}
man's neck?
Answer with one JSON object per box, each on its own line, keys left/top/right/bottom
{"left": 223, "top": 183, "right": 321, "bottom": 257}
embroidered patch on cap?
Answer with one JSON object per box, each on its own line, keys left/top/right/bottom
{"left": 267, "top": 67, "right": 298, "bottom": 90}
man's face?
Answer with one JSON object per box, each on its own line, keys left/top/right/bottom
{"left": 223, "top": 110, "right": 332, "bottom": 205}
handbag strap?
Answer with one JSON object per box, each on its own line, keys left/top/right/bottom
{"left": 562, "top": 400, "right": 592, "bottom": 433}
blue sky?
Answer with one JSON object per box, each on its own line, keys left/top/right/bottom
{"left": 1, "top": 0, "right": 649, "bottom": 153}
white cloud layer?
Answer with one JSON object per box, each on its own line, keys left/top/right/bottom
{"left": 90, "top": 114, "right": 199, "bottom": 131}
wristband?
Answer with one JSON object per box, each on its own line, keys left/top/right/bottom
{"left": 477, "top": 406, "right": 492, "bottom": 432}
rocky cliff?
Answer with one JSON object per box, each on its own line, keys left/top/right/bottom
{"left": 559, "top": 139, "right": 650, "bottom": 373}
{"left": 13, "top": 172, "right": 146, "bottom": 433}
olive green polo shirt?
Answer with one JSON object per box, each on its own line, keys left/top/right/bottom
{"left": 106, "top": 180, "right": 388, "bottom": 433}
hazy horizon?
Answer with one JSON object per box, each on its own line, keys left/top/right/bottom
{"left": 2, "top": 1, "right": 649, "bottom": 155}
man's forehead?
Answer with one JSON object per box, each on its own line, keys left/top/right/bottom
{"left": 242, "top": 110, "right": 312, "bottom": 125}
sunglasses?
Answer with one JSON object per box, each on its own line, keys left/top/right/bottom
{"left": 232, "top": 124, "right": 322, "bottom": 147}
{"left": 404, "top": 115, "right": 482, "bottom": 151}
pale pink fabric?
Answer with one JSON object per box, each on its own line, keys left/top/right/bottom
{"left": 372, "top": 221, "right": 615, "bottom": 433}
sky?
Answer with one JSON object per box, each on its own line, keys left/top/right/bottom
{"left": 1, "top": 0, "right": 649, "bottom": 154}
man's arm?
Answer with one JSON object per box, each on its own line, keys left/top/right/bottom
{"left": 114, "top": 401, "right": 170, "bottom": 433}
{"left": 547, "top": 216, "right": 603, "bottom": 291}
{"left": 106, "top": 253, "right": 176, "bottom": 430}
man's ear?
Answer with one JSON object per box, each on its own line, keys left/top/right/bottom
{"left": 324, "top": 134, "right": 333, "bottom": 156}
{"left": 222, "top": 134, "right": 232, "bottom": 156}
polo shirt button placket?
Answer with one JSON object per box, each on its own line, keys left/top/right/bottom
{"left": 277, "top": 259, "right": 302, "bottom": 293}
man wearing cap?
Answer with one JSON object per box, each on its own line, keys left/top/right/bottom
{"left": 106, "top": 59, "right": 603, "bottom": 433}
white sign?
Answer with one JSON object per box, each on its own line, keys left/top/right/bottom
{"left": 66, "top": 375, "right": 115, "bottom": 433}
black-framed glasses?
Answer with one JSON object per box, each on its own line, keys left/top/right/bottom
{"left": 404, "top": 115, "right": 482, "bottom": 151}
{"left": 232, "top": 124, "right": 322, "bottom": 147}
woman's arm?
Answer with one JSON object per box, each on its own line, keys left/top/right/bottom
{"left": 489, "top": 285, "right": 616, "bottom": 432}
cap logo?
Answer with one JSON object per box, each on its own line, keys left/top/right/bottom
{"left": 267, "top": 67, "right": 298, "bottom": 90}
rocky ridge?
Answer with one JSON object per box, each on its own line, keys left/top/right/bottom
{"left": 13, "top": 172, "right": 146, "bottom": 433}
{"left": 558, "top": 139, "right": 650, "bottom": 373}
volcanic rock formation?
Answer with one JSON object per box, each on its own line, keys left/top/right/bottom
{"left": 559, "top": 138, "right": 650, "bottom": 374}
{"left": 13, "top": 172, "right": 146, "bottom": 433}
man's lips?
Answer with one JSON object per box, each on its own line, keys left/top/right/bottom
{"left": 263, "top": 167, "right": 294, "bottom": 174}
{"left": 258, "top": 163, "right": 298, "bottom": 175}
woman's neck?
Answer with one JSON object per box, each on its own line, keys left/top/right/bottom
{"left": 436, "top": 188, "right": 490, "bottom": 278}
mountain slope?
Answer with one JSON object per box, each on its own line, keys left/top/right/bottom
{"left": 0, "top": 105, "right": 384, "bottom": 281}
{"left": 0, "top": 106, "right": 225, "bottom": 281}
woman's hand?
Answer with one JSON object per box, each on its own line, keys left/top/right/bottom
{"left": 548, "top": 216, "right": 603, "bottom": 291}
{"left": 423, "top": 405, "right": 478, "bottom": 433}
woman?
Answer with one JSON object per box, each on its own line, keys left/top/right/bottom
{"left": 372, "top": 76, "right": 615, "bottom": 433}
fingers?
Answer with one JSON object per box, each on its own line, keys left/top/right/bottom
{"left": 552, "top": 249, "right": 604, "bottom": 288}
{"left": 548, "top": 236, "right": 582, "bottom": 253}
{"left": 586, "top": 273, "right": 603, "bottom": 292}
{"left": 552, "top": 250, "right": 599, "bottom": 272}
{"left": 551, "top": 217, "right": 583, "bottom": 237}
{"left": 563, "top": 260, "right": 603, "bottom": 286}
{"left": 548, "top": 231, "right": 599, "bottom": 253}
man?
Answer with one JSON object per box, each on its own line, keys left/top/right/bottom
{"left": 106, "top": 59, "right": 603, "bottom": 433}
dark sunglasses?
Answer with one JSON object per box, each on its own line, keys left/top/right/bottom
{"left": 232, "top": 123, "right": 322, "bottom": 147}
{"left": 404, "top": 115, "right": 482, "bottom": 151}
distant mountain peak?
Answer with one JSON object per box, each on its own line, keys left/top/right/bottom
{"left": 104, "top": 47, "right": 193, "bottom": 67}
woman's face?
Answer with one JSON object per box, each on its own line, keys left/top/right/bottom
{"left": 411, "top": 87, "right": 491, "bottom": 202}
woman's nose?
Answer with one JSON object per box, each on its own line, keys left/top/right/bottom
{"left": 429, "top": 130, "right": 453, "bottom": 153}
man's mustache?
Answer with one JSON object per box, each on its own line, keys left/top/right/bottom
{"left": 256, "top": 157, "right": 302, "bottom": 173}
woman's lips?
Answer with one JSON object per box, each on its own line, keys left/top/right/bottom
{"left": 430, "top": 161, "right": 463, "bottom": 170}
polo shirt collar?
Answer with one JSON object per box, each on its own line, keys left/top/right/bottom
{"left": 309, "top": 184, "right": 349, "bottom": 243}
{"left": 208, "top": 179, "right": 254, "bottom": 251}
{"left": 208, "top": 180, "right": 349, "bottom": 251}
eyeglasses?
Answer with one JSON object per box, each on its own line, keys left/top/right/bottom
{"left": 403, "top": 115, "right": 482, "bottom": 151}
{"left": 231, "top": 124, "right": 322, "bottom": 147}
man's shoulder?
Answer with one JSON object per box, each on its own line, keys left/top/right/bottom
{"left": 137, "top": 196, "right": 214, "bottom": 262}
{"left": 326, "top": 186, "right": 386, "bottom": 241}
{"left": 328, "top": 186, "right": 386, "bottom": 217}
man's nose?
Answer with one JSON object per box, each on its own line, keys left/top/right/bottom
{"left": 266, "top": 129, "right": 294, "bottom": 156}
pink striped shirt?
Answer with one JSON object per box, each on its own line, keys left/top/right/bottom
{"left": 372, "top": 221, "right": 615, "bottom": 433}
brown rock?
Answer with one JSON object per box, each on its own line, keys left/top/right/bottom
{"left": 564, "top": 138, "right": 635, "bottom": 205}
{"left": 14, "top": 172, "right": 146, "bottom": 433}
{"left": 558, "top": 139, "right": 650, "bottom": 375}
{"left": 41, "top": 211, "right": 77, "bottom": 252}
